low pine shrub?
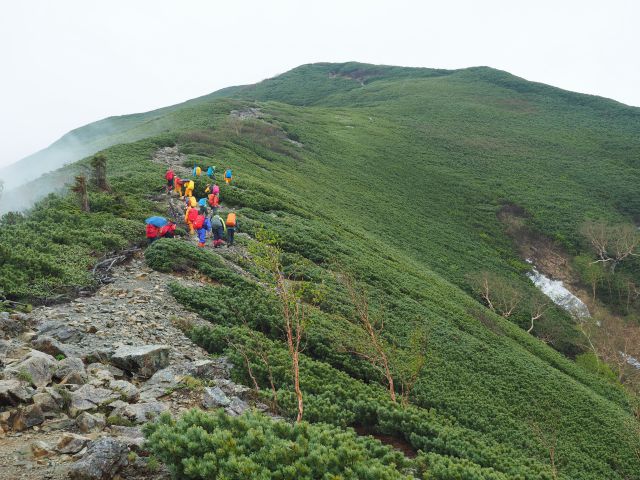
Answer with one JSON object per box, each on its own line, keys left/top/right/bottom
{"left": 144, "top": 409, "right": 414, "bottom": 479}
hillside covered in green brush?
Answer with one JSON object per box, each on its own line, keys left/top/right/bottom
{"left": 1, "top": 62, "right": 640, "bottom": 479}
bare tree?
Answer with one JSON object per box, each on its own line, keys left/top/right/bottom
{"left": 90, "top": 154, "right": 112, "bottom": 192}
{"left": 531, "top": 421, "right": 560, "bottom": 480}
{"left": 250, "top": 229, "right": 308, "bottom": 422}
{"left": 579, "top": 312, "right": 640, "bottom": 391}
{"left": 527, "top": 297, "right": 550, "bottom": 334}
{"left": 71, "top": 176, "right": 90, "bottom": 212}
{"left": 468, "top": 271, "right": 523, "bottom": 318}
{"left": 581, "top": 220, "right": 640, "bottom": 273}
{"left": 394, "top": 327, "right": 429, "bottom": 406}
{"left": 340, "top": 273, "right": 397, "bottom": 403}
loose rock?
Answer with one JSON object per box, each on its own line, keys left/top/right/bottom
{"left": 70, "top": 384, "right": 120, "bottom": 414}
{"left": 110, "top": 344, "right": 170, "bottom": 378}
{"left": 76, "top": 411, "right": 106, "bottom": 433}
{"left": 0, "top": 378, "right": 34, "bottom": 405}
{"left": 57, "top": 432, "right": 91, "bottom": 454}
{"left": 68, "top": 437, "right": 128, "bottom": 480}
{"left": 112, "top": 401, "right": 169, "bottom": 424}
{"left": 203, "top": 386, "right": 230, "bottom": 408}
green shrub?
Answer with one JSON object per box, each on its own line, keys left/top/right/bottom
{"left": 144, "top": 409, "right": 414, "bottom": 479}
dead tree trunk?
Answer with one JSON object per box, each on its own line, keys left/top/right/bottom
{"left": 71, "top": 176, "right": 90, "bottom": 212}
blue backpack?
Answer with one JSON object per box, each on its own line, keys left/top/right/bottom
{"left": 225, "top": 169, "right": 232, "bottom": 178}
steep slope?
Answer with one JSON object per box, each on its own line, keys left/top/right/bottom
{"left": 1, "top": 62, "right": 640, "bottom": 478}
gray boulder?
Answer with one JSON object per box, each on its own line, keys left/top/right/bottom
{"left": 0, "top": 313, "right": 31, "bottom": 339}
{"left": 139, "top": 367, "right": 180, "bottom": 400}
{"left": 5, "top": 349, "right": 57, "bottom": 387}
{"left": 57, "top": 432, "right": 91, "bottom": 454}
{"left": 110, "top": 344, "right": 170, "bottom": 378}
{"left": 227, "top": 397, "right": 249, "bottom": 416}
{"left": 68, "top": 437, "right": 128, "bottom": 480}
{"left": 109, "top": 425, "right": 144, "bottom": 450}
{"left": 54, "top": 357, "right": 86, "bottom": 380}
{"left": 202, "top": 386, "right": 230, "bottom": 408}
{"left": 109, "top": 380, "right": 139, "bottom": 402}
{"left": 0, "top": 379, "right": 34, "bottom": 406}
{"left": 31, "top": 335, "right": 78, "bottom": 358}
{"left": 76, "top": 412, "right": 106, "bottom": 434}
{"left": 32, "top": 391, "right": 60, "bottom": 414}
{"left": 35, "top": 321, "right": 82, "bottom": 343}
{"left": 9, "top": 404, "right": 45, "bottom": 431}
{"left": 70, "top": 384, "right": 119, "bottom": 414}
{"left": 112, "top": 401, "right": 168, "bottom": 424}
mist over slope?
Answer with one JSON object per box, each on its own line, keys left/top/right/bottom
{"left": 2, "top": 62, "right": 640, "bottom": 478}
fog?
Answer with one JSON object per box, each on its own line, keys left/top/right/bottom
{"left": 2, "top": 0, "right": 639, "bottom": 170}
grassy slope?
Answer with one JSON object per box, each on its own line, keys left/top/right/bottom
{"left": 3, "top": 62, "right": 640, "bottom": 478}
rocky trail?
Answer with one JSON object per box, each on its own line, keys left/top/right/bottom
{"left": 0, "top": 146, "right": 269, "bottom": 480}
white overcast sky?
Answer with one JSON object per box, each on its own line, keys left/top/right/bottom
{"left": 0, "top": 0, "right": 638, "bottom": 167}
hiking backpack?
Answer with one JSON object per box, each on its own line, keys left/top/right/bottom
{"left": 193, "top": 214, "right": 205, "bottom": 230}
{"left": 226, "top": 213, "right": 236, "bottom": 227}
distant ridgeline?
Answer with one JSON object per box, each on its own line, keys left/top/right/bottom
{"left": 2, "top": 62, "right": 640, "bottom": 479}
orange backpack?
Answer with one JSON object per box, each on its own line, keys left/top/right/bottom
{"left": 226, "top": 213, "right": 236, "bottom": 227}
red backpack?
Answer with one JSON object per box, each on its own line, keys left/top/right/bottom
{"left": 159, "top": 223, "right": 176, "bottom": 236}
{"left": 146, "top": 224, "right": 159, "bottom": 238}
{"left": 165, "top": 170, "right": 174, "bottom": 180}
{"left": 208, "top": 194, "right": 219, "bottom": 207}
{"left": 193, "top": 215, "right": 205, "bottom": 230}
{"left": 187, "top": 208, "right": 198, "bottom": 222}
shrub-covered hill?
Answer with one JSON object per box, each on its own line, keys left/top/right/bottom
{"left": 1, "top": 62, "right": 640, "bottom": 478}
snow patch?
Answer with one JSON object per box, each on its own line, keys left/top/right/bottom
{"left": 526, "top": 267, "right": 590, "bottom": 319}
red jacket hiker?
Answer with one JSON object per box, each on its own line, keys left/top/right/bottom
{"left": 159, "top": 222, "right": 176, "bottom": 238}
{"left": 146, "top": 224, "right": 160, "bottom": 244}
{"left": 165, "top": 169, "right": 175, "bottom": 192}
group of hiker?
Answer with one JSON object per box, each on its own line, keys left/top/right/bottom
{"left": 146, "top": 163, "right": 237, "bottom": 248}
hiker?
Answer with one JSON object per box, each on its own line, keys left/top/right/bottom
{"left": 159, "top": 221, "right": 176, "bottom": 239}
{"left": 206, "top": 166, "right": 215, "bottom": 178}
{"left": 198, "top": 199, "right": 209, "bottom": 217}
{"left": 193, "top": 165, "right": 202, "bottom": 177}
{"left": 184, "top": 203, "right": 198, "bottom": 235}
{"left": 146, "top": 223, "right": 160, "bottom": 244}
{"left": 165, "top": 169, "right": 175, "bottom": 193}
{"left": 210, "top": 213, "right": 226, "bottom": 248}
{"left": 205, "top": 182, "right": 219, "bottom": 195}
{"left": 224, "top": 168, "right": 232, "bottom": 184}
{"left": 184, "top": 179, "right": 195, "bottom": 198}
{"left": 225, "top": 212, "right": 238, "bottom": 247}
{"left": 207, "top": 192, "right": 220, "bottom": 213}
{"left": 194, "top": 213, "right": 211, "bottom": 247}
{"left": 174, "top": 176, "right": 184, "bottom": 197}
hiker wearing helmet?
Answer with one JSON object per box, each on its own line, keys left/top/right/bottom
{"left": 224, "top": 168, "right": 232, "bottom": 185}
{"left": 225, "top": 212, "right": 238, "bottom": 247}
{"left": 210, "top": 213, "right": 227, "bottom": 248}
{"left": 184, "top": 179, "right": 195, "bottom": 198}
{"left": 165, "top": 169, "right": 175, "bottom": 193}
